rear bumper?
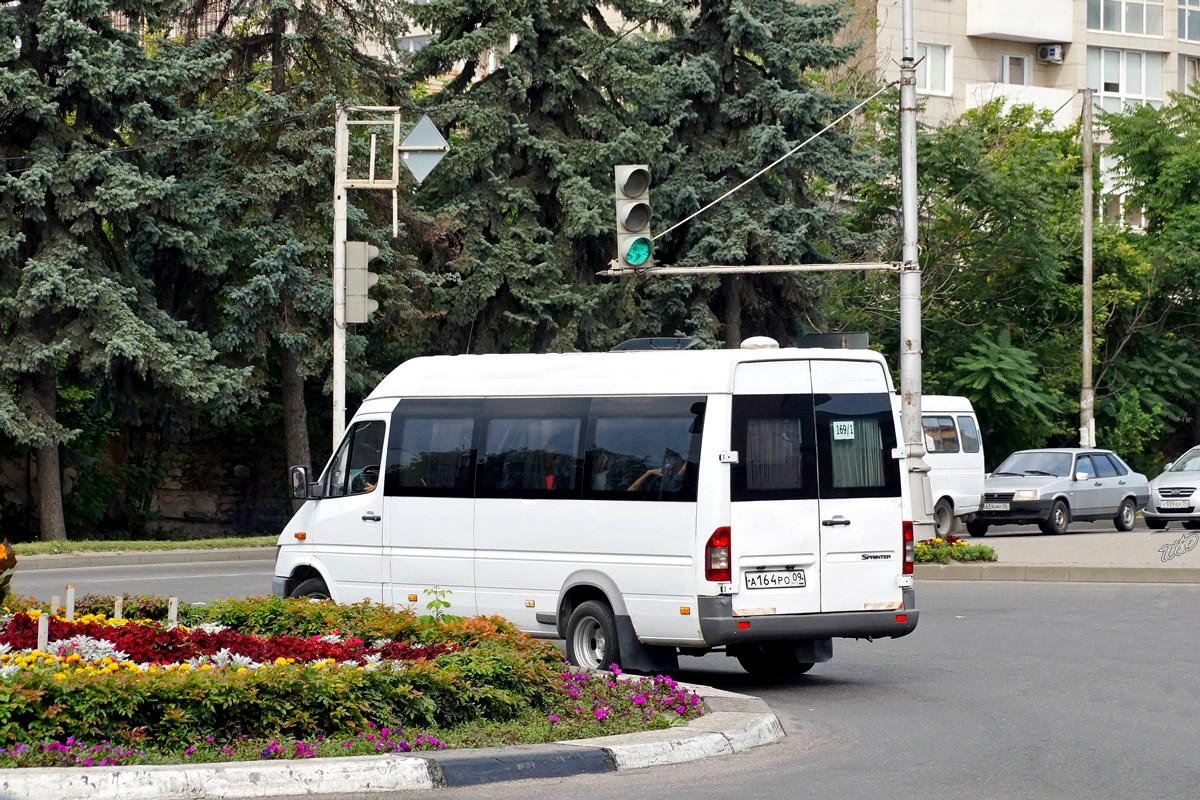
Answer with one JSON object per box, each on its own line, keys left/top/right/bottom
{"left": 976, "top": 499, "right": 1053, "bottom": 525}
{"left": 697, "top": 587, "right": 918, "bottom": 646}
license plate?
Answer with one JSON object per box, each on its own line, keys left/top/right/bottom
{"left": 744, "top": 570, "right": 806, "bottom": 589}
{"left": 983, "top": 502, "right": 1010, "bottom": 511}
{"left": 1161, "top": 500, "right": 1189, "bottom": 509}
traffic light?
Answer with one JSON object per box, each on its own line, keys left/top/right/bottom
{"left": 345, "top": 240, "right": 380, "bottom": 323}
{"left": 615, "top": 165, "right": 653, "bottom": 268}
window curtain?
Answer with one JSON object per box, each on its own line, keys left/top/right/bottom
{"left": 746, "top": 418, "right": 804, "bottom": 490}
{"left": 830, "top": 417, "right": 884, "bottom": 489}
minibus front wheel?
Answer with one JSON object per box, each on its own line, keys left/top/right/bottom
{"left": 566, "top": 600, "right": 620, "bottom": 671}
{"left": 289, "top": 577, "right": 330, "bottom": 601}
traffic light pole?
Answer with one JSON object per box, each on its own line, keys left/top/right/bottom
{"left": 332, "top": 106, "right": 350, "bottom": 451}
{"left": 329, "top": 105, "right": 450, "bottom": 451}
{"left": 898, "top": 0, "right": 934, "bottom": 544}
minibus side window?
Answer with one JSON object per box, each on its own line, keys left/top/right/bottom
{"left": 731, "top": 395, "right": 817, "bottom": 502}
{"left": 922, "top": 415, "right": 960, "bottom": 453}
{"left": 477, "top": 398, "right": 588, "bottom": 498}
{"left": 384, "top": 417, "right": 475, "bottom": 496}
{"left": 584, "top": 396, "right": 704, "bottom": 502}
{"left": 325, "top": 420, "right": 386, "bottom": 498}
{"left": 957, "top": 415, "right": 981, "bottom": 454}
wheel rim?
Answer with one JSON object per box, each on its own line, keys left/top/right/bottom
{"left": 935, "top": 505, "right": 952, "bottom": 535}
{"left": 1121, "top": 503, "right": 1134, "bottom": 527}
{"left": 1055, "top": 505, "right": 1067, "bottom": 530}
{"left": 572, "top": 617, "right": 605, "bottom": 670}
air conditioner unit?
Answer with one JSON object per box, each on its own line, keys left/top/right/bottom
{"left": 1037, "top": 44, "right": 1064, "bottom": 64}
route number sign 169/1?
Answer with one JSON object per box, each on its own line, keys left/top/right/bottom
{"left": 832, "top": 420, "right": 855, "bottom": 440}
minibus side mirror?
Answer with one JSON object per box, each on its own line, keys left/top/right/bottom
{"left": 1075, "top": 471, "right": 1088, "bottom": 482}
{"left": 290, "top": 466, "right": 311, "bottom": 500}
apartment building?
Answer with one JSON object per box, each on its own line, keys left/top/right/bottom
{"left": 867, "top": 0, "right": 1200, "bottom": 128}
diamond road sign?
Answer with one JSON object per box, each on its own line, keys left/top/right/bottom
{"left": 400, "top": 115, "right": 450, "bottom": 183}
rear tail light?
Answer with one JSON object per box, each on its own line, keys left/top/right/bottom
{"left": 705, "top": 527, "right": 731, "bottom": 582}
{"left": 903, "top": 521, "right": 914, "bottom": 575}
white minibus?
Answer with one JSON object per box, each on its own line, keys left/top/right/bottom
{"left": 920, "top": 396, "right": 985, "bottom": 537}
{"left": 273, "top": 338, "right": 919, "bottom": 677}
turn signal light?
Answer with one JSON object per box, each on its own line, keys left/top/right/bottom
{"left": 293, "top": 532, "right": 307, "bottom": 541}
{"left": 705, "top": 527, "right": 731, "bottom": 582}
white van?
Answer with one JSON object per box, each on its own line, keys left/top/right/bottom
{"left": 920, "top": 395, "right": 985, "bottom": 537}
{"left": 273, "top": 341, "right": 919, "bottom": 677}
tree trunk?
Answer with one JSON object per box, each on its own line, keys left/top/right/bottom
{"left": 271, "top": 14, "right": 285, "bottom": 95}
{"left": 280, "top": 347, "right": 312, "bottom": 513}
{"left": 24, "top": 365, "right": 66, "bottom": 541}
{"left": 722, "top": 275, "right": 743, "bottom": 349}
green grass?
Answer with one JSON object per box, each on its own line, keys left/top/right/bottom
{"left": 13, "top": 536, "right": 277, "bottom": 557}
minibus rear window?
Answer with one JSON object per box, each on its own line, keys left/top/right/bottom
{"left": 957, "top": 415, "right": 981, "bottom": 453}
{"left": 731, "top": 395, "right": 817, "bottom": 502}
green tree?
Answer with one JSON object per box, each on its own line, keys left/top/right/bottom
{"left": 0, "top": 1, "right": 247, "bottom": 540}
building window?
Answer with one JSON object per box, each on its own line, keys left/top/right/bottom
{"left": 1087, "top": 47, "right": 1164, "bottom": 111}
{"left": 1180, "top": 0, "right": 1200, "bottom": 41}
{"left": 998, "top": 54, "right": 1031, "bottom": 85}
{"left": 1088, "top": 0, "right": 1164, "bottom": 34}
{"left": 400, "top": 35, "right": 430, "bottom": 53}
{"left": 1185, "top": 56, "right": 1200, "bottom": 93}
{"left": 916, "top": 43, "right": 951, "bottom": 94}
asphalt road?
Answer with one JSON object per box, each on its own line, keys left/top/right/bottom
{"left": 10, "top": 560, "right": 275, "bottom": 607}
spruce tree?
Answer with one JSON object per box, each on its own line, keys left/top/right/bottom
{"left": 403, "top": 0, "right": 678, "bottom": 353}
{"left": 638, "top": 0, "right": 880, "bottom": 346}
{"left": 0, "top": 0, "right": 244, "bottom": 539}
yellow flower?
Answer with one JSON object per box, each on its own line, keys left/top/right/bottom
{"left": 274, "top": 657, "right": 288, "bottom": 666}
{"left": 236, "top": 667, "right": 247, "bottom": 674}
{"left": 934, "top": 537, "right": 943, "bottom": 544}
{"left": 179, "top": 663, "right": 191, "bottom": 671}
{"left": 53, "top": 673, "right": 66, "bottom": 681}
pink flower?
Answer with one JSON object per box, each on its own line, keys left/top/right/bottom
{"left": 548, "top": 714, "right": 559, "bottom": 723}
{"left": 594, "top": 707, "right": 609, "bottom": 721}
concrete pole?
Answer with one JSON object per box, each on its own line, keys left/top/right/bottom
{"left": 899, "top": 0, "right": 933, "bottom": 537}
{"left": 332, "top": 106, "right": 350, "bottom": 451}
{"left": 1080, "top": 88, "right": 1095, "bottom": 448}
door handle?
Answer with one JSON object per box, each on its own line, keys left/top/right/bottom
{"left": 362, "top": 513, "right": 381, "bottom": 522}
{"left": 1119, "top": 480, "right": 1127, "bottom": 485}
{"left": 822, "top": 519, "right": 851, "bottom": 527}
{"left": 1094, "top": 482, "right": 1102, "bottom": 487}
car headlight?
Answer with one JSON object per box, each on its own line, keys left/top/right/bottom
{"left": 1013, "top": 489, "right": 1038, "bottom": 502}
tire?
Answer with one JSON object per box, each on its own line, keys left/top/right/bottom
{"left": 735, "top": 643, "right": 815, "bottom": 679}
{"left": 1145, "top": 518, "right": 1168, "bottom": 530}
{"left": 933, "top": 499, "right": 955, "bottom": 538}
{"left": 1185, "top": 521, "right": 1200, "bottom": 531}
{"left": 1114, "top": 498, "right": 1137, "bottom": 532}
{"left": 1039, "top": 499, "right": 1070, "bottom": 535}
{"left": 289, "top": 577, "right": 330, "bottom": 600}
{"left": 566, "top": 601, "right": 621, "bottom": 671}
{"left": 966, "top": 519, "right": 988, "bottom": 538}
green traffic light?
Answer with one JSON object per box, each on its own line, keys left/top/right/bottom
{"left": 625, "top": 237, "right": 652, "bottom": 266}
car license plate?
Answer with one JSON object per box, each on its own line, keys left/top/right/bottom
{"left": 1161, "top": 500, "right": 1189, "bottom": 509}
{"left": 744, "top": 570, "right": 805, "bottom": 589}
{"left": 983, "top": 502, "right": 1010, "bottom": 511}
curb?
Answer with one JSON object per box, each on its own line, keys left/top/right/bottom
{"left": 13, "top": 548, "right": 276, "bottom": 571}
{"left": 916, "top": 563, "right": 1200, "bottom": 583}
{"left": 0, "top": 681, "right": 782, "bottom": 800}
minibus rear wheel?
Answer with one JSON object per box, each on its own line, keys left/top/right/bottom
{"left": 735, "top": 643, "right": 814, "bottom": 678}
{"left": 289, "top": 578, "right": 330, "bottom": 601}
{"left": 566, "top": 600, "right": 620, "bottom": 671}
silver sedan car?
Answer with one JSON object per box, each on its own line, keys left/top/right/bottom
{"left": 1144, "top": 445, "right": 1200, "bottom": 530}
{"left": 968, "top": 448, "right": 1149, "bottom": 536}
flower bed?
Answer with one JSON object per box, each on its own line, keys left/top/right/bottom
{"left": 915, "top": 533, "right": 997, "bottom": 564}
{"left": 0, "top": 595, "right": 706, "bottom": 768}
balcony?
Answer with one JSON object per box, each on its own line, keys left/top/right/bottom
{"left": 966, "top": 0, "right": 1074, "bottom": 43}
{"left": 965, "top": 83, "right": 1080, "bottom": 129}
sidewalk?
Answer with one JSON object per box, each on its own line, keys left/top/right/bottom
{"left": 917, "top": 526, "right": 1200, "bottom": 583}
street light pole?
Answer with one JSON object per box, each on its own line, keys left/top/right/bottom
{"left": 899, "top": 0, "right": 933, "bottom": 538}
{"left": 1080, "top": 88, "right": 1096, "bottom": 448}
